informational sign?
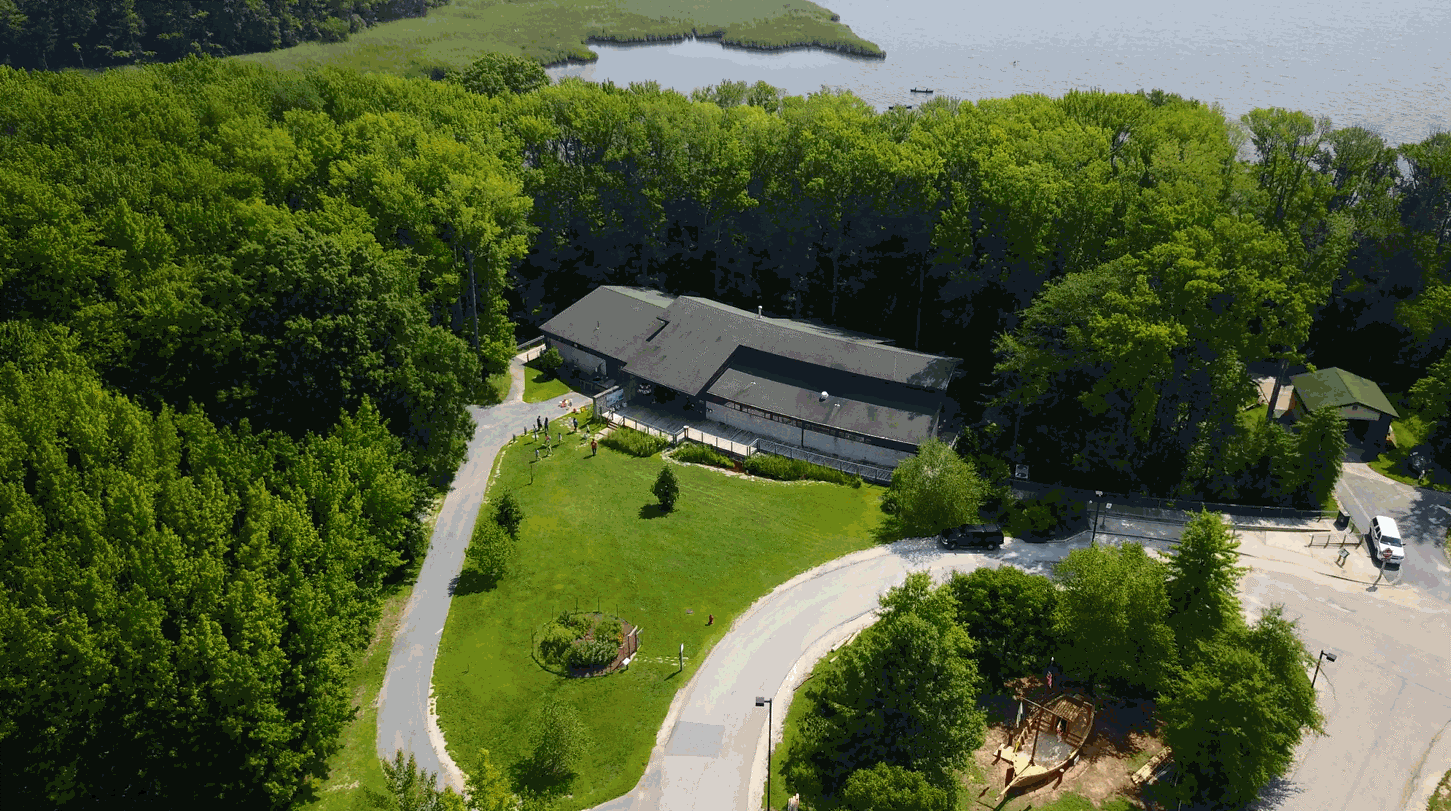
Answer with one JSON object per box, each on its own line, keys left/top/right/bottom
{"left": 603, "top": 387, "right": 625, "bottom": 410}
{"left": 1382, "top": 548, "right": 1393, "bottom": 561}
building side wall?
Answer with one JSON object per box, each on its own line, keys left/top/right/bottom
{"left": 802, "top": 428, "right": 912, "bottom": 467}
{"left": 548, "top": 337, "right": 610, "bottom": 376}
{"left": 707, "top": 402, "right": 799, "bottom": 445}
{"left": 1339, "top": 404, "right": 1382, "bottom": 422}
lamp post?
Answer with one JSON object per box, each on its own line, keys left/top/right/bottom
{"left": 1091, "top": 491, "right": 1104, "bottom": 546}
{"left": 1311, "top": 650, "right": 1336, "bottom": 687}
{"left": 756, "top": 696, "right": 773, "bottom": 809}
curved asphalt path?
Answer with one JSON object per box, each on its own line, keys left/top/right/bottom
{"left": 376, "top": 369, "right": 1450, "bottom": 807}
{"left": 376, "top": 351, "right": 588, "bottom": 791}
{"left": 586, "top": 525, "right": 1449, "bottom": 811}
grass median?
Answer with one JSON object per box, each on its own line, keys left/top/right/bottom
{"left": 523, "top": 360, "right": 574, "bottom": 404}
{"left": 234, "top": 0, "right": 881, "bottom": 79}
{"left": 433, "top": 429, "right": 884, "bottom": 809}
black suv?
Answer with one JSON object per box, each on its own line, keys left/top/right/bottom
{"left": 938, "top": 523, "right": 1005, "bottom": 550}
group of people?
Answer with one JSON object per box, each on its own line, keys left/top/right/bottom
{"left": 530, "top": 413, "right": 597, "bottom": 456}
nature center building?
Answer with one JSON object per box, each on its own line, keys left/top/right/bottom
{"left": 539, "top": 286, "right": 962, "bottom": 467}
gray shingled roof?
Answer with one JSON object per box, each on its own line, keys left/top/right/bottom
{"left": 538, "top": 286, "right": 673, "bottom": 360}
{"left": 706, "top": 349, "right": 940, "bottom": 444}
{"left": 624, "top": 296, "right": 960, "bottom": 397}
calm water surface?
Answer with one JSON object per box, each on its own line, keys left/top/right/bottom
{"left": 545, "top": 0, "right": 1449, "bottom": 147}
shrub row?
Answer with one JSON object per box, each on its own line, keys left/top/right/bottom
{"left": 672, "top": 441, "right": 735, "bottom": 469}
{"left": 743, "top": 453, "right": 862, "bottom": 487}
{"left": 601, "top": 426, "right": 669, "bottom": 457}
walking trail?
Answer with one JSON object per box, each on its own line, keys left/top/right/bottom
{"left": 375, "top": 351, "right": 593, "bottom": 791}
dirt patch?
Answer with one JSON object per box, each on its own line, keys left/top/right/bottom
{"left": 964, "top": 680, "right": 1164, "bottom": 809}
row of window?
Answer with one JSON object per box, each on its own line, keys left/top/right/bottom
{"left": 711, "top": 398, "right": 900, "bottom": 448}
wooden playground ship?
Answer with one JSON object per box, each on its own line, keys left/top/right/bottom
{"left": 994, "top": 690, "right": 1096, "bottom": 797}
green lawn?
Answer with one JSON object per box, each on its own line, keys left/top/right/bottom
{"left": 523, "top": 361, "right": 574, "bottom": 404}
{"left": 296, "top": 497, "right": 444, "bottom": 810}
{"left": 433, "top": 432, "right": 885, "bottom": 809}
{"left": 1369, "top": 393, "right": 1451, "bottom": 492}
{"left": 234, "top": 0, "right": 880, "bottom": 80}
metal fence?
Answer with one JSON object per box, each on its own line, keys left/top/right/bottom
{"left": 755, "top": 439, "right": 896, "bottom": 485}
{"left": 1010, "top": 478, "right": 1337, "bottom": 523}
{"left": 603, "top": 411, "right": 675, "bottom": 442}
{"left": 681, "top": 427, "right": 759, "bottom": 458}
{"left": 1306, "top": 531, "right": 1362, "bottom": 547}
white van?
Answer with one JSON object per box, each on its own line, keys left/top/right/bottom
{"left": 1370, "top": 516, "right": 1406, "bottom": 564}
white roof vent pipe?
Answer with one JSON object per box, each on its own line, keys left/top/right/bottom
{"left": 758, "top": 305, "right": 763, "bottom": 319}
{"left": 820, "top": 391, "right": 828, "bottom": 402}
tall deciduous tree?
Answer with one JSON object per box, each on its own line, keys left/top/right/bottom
{"left": 783, "top": 573, "right": 984, "bottom": 802}
{"left": 1163, "top": 510, "right": 1248, "bottom": 661}
{"left": 1159, "top": 606, "right": 1324, "bottom": 810}
{"left": 888, "top": 437, "right": 986, "bottom": 537}
{"left": 0, "top": 364, "right": 423, "bottom": 807}
{"left": 942, "top": 567, "right": 1060, "bottom": 690}
{"left": 1052, "top": 543, "right": 1178, "bottom": 696}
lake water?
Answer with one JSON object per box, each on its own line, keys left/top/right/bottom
{"left": 545, "top": 0, "right": 1450, "bottom": 148}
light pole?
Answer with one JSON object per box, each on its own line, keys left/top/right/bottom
{"left": 756, "top": 696, "right": 773, "bottom": 809}
{"left": 1311, "top": 650, "right": 1336, "bottom": 687}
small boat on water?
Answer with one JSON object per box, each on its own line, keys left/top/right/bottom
{"left": 910, "top": 87, "right": 934, "bottom": 93}
{"left": 996, "top": 692, "right": 1096, "bottom": 797}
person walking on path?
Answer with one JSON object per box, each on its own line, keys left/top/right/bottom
{"left": 536, "top": 415, "right": 542, "bottom": 431}
{"left": 544, "top": 416, "right": 550, "bottom": 432}
{"left": 591, "top": 438, "right": 598, "bottom": 457}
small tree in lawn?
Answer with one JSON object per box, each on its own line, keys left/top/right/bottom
{"left": 492, "top": 490, "right": 524, "bottom": 538}
{"left": 464, "top": 749, "right": 517, "bottom": 811}
{"left": 466, "top": 518, "right": 516, "bottom": 584}
{"left": 654, "top": 464, "right": 680, "bottom": 512}
{"left": 530, "top": 702, "right": 588, "bottom": 780}
{"left": 888, "top": 437, "right": 986, "bottom": 537}
{"left": 537, "top": 346, "right": 564, "bottom": 378}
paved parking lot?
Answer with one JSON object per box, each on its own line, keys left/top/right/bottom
{"left": 1334, "top": 460, "right": 1451, "bottom": 602}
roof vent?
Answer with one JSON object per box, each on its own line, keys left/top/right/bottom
{"left": 758, "top": 305, "right": 763, "bottom": 319}
{"left": 820, "top": 391, "right": 828, "bottom": 401}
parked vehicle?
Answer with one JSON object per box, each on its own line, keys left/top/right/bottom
{"left": 1369, "top": 515, "right": 1406, "bottom": 564}
{"left": 939, "top": 523, "right": 1004, "bottom": 550}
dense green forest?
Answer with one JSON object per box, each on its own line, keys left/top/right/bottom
{"left": 0, "top": 54, "right": 1447, "bottom": 805}
{"left": 0, "top": 0, "right": 450, "bottom": 70}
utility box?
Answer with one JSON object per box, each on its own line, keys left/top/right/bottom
{"left": 1337, "top": 548, "right": 1350, "bottom": 567}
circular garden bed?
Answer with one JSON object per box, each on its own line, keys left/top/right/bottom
{"left": 533, "top": 611, "right": 637, "bottom": 678}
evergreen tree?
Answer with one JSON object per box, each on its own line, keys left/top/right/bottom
{"left": 1163, "top": 510, "right": 1249, "bottom": 661}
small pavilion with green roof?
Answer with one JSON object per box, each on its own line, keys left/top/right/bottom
{"left": 1288, "top": 367, "right": 1399, "bottom": 448}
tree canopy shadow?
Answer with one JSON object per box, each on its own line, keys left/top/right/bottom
{"left": 506, "top": 754, "right": 575, "bottom": 801}
{"left": 638, "top": 503, "right": 668, "bottom": 519}
{"left": 449, "top": 568, "right": 499, "bottom": 597}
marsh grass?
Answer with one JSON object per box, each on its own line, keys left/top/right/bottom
{"left": 234, "top": 0, "right": 880, "bottom": 78}
{"left": 432, "top": 432, "right": 883, "bottom": 809}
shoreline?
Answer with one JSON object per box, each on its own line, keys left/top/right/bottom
{"left": 542, "top": 28, "right": 886, "bottom": 69}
